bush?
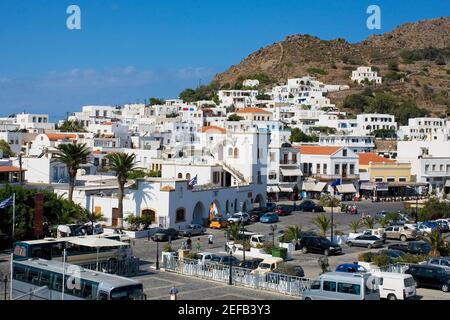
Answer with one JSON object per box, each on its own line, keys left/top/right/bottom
{"left": 263, "top": 242, "right": 275, "bottom": 254}
{"left": 372, "top": 254, "right": 390, "bottom": 267}
{"left": 307, "top": 67, "right": 327, "bottom": 75}
{"left": 227, "top": 114, "right": 244, "bottom": 121}
{"left": 358, "top": 252, "right": 376, "bottom": 263}
{"left": 163, "top": 244, "right": 173, "bottom": 252}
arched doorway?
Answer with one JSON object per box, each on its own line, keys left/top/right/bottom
{"left": 141, "top": 209, "right": 156, "bottom": 224}
{"left": 242, "top": 201, "right": 247, "bottom": 212}
{"left": 225, "top": 200, "right": 230, "bottom": 214}
{"left": 234, "top": 199, "right": 238, "bottom": 213}
{"left": 254, "top": 194, "right": 266, "bottom": 208}
{"left": 192, "top": 202, "right": 205, "bottom": 224}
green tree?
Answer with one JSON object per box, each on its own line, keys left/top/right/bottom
{"left": 228, "top": 222, "right": 242, "bottom": 240}
{"left": 377, "top": 217, "right": 388, "bottom": 228}
{"left": 282, "top": 225, "right": 302, "bottom": 244}
{"left": 424, "top": 228, "right": 448, "bottom": 257}
{"left": 105, "top": 153, "right": 138, "bottom": 229}
{"left": 289, "top": 128, "right": 319, "bottom": 143}
{"left": 52, "top": 143, "right": 90, "bottom": 202}
{"left": 58, "top": 120, "right": 86, "bottom": 132}
{"left": 349, "top": 220, "right": 362, "bottom": 233}
{"left": 418, "top": 198, "right": 450, "bottom": 221}
{"left": 312, "top": 214, "right": 331, "bottom": 237}
{"left": 363, "top": 216, "right": 376, "bottom": 229}
{"left": 0, "top": 139, "right": 16, "bottom": 158}
{"left": 227, "top": 114, "right": 244, "bottom": 121}
{"left": 149, "top": 97, "right": 165, "bottom": 105}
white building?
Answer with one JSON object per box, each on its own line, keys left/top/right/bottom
{"left": 356, "top": 114, "right": 397, "bottom": 136}
{"left": 318, "top": 135, "right": 375, "bottom": 153}
{"left": 243, "top": 79, "right": 260, "bottom": 88}
{"left": 218, "top": 90, "right": 259, "bottom": 109}
{"left": 351, "top": 66, "right": 382, "bottom": 84}
{"left": 398, "top": 118, "right": 449, "bottom": 141}
{"left": 15, "top": 113, "right": 55, "bottom": 132}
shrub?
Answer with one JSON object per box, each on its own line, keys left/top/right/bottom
{"left": 307, "top": 67, "right": 327, "bottom": 75}
{"left": 372, "top": 254, "right": 390, "bottom": 267}
{"left": 163, "top": 243, "right": 173, "bottom": 252}
{"left": 227, "top": 114, "right": 244, "bottom": 121}
{"left": 263, "top": 242, "right": 274, "bottom": 254}
{"left": 358, "top": 252, "right": 375, "bottom": 263}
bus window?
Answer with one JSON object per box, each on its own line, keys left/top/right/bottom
{"left": 39, "top": 270, "right": 52, "bottom": 287}
{"left": 110, "top": 285, "right": 144, "bottom": 300}
{"left": 82, "top": 282, "right": 98, "bottom": 299}
{"left": 27, "top": 268, "right": 41, "bottom": 285}
{"left": 338, "top": 282, "right": 361, "bottom": 295}
{"left": 13, "top": 265, "right": 27, "bottom": 281}
{"left": 13, "top": 244, "right": 28, "bottom": 258}
{"left": 52, "top": 275, "right": 63, "bottom": 291}
{"left": 323, "top": 281, "right": 337, "bottom": 292}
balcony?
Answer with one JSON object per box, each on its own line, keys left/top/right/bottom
{"left": 280, "top": 160, "right": 298, "bottom": 166}
{"left": 312, "top": 174, "right": 359, "bottom": 181}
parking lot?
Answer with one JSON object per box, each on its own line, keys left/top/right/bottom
{"left": 0, "top": 199, "right": 448, "bottom": 300}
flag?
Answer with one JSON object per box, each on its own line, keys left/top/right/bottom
{"left": 0, "top": 196, "right": 14, "bottom": 209}
{"left": 188, "top": 175, "right": 198, "bottom": 186}
{"left": 331, "top": 179, "right": 341, "bottom": 187}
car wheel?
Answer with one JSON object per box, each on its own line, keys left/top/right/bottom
{"left": 368, "top": 244, "right": 373, "bottom": 249}
{"left": 442, "top": 284, "right": 449, "bottom": 292}
{"left": 347, "top": 242, "right": 353, "bottom": 247}
{"left": 400, "top": 235, "right": 407, "bottom": 242}
{"left": 324, "top": 249, "right": 330, "bottom": 256}
{"left": 304, "top": 297, "right": 312, "bottom": 301}
{"left": 302, "top": 247, "right": 308, "bottom": 254}
{"left": 387, "top": 294, "right": 397, "bottom": 300}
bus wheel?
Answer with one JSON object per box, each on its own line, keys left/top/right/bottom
{"left": 387, "top": 294, "right": 397, "bottom": 300}
{"left": 442, "top": 284, "right": 449, "bottom": 292}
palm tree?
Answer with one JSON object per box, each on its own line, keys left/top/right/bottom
{"left": 319, "top": 195, "right": 340, "bottom": 241}
{"left": 377, "top": 217, "right": 388, "bottom": 228}
{"left": 424, "top": 228, "right": 448, "bottom": 257}
{"left": 106, "top": 152, "right": 138, "bottom": 229}
{"left": 228, "top": 222, "right": 241, "bottom": 240}
{"left": 284, "top": 225, "right": 302, "bottom": 245}
{"left": 363, "top": 216, "right": 376, "bottom": 229}
{"left": 349, "top": 220, "right": 362, "bottom": 233}
{"left": 312, "top": 214, "right": 331, "bottom": 237}
{"left": 52, "top": 143, "right": 90, "bottom": 202}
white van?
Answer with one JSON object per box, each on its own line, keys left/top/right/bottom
{"left": 302, "top": 272, "right": 380, "bottom": 300}
{"left": 373, "top": 272, "right": 416, "bottom": 300}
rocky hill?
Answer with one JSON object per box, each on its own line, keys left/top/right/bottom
{"left": 213, "top": 17, "right": 450, "bottom": 116}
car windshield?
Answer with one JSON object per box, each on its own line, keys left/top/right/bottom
{"left": 259, "top": 263, "right": 271, "bottom": 269}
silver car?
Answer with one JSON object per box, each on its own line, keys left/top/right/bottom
{"left": 425, "top": 258, "right": 450, "bottom": 271}
{"left": 179, "top": 224, "right": 206, "bottom": 237}
{"left": 346, "top": 235, "right": 384, "bottom": 249}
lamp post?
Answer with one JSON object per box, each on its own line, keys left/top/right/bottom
{"left": 240, "top": 223, "right": 246, "bottom": 263}
{"left": 154, "top": 239, "right": 160, "bottom": 270}
{"left": 228, "top": 244, "right": 235, "bottom": 285}
{"left": 270, "top": 224, "right": 278, "bottom": 246}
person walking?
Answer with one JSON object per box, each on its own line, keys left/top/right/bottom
{"left": 196, "top": 238, "right": 201, "bottom": 252}
{"left": 208, "top": 233, "right": 214, "bottom": 249}
{"left": 186, "top": 236, "right": 192, "bottom": 250}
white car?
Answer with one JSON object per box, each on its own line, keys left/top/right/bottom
{"left": 417, "top": 224, "right": 433, "bottom": 236}
{"left": 227, "top": 212, "right": 250, "bottom": 224}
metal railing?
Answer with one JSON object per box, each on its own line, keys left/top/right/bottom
{"left": 80, "top": 257, "right": 141, "bottom": 276}
{"left": 379, "top": 263, "right": 413, "bottom": 274}
{"left": 162, "top": 256, "right": 312, "bottom": 297}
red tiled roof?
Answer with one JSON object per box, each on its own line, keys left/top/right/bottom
{"left": 298, "top": 146, "right": 341, "bottom": 155}
{"left": 46, "top": 133, "right": 77, "bottom": 141}
{"left": 236, "top": 107, "right": 272, "bottom": 114}
{"left": 358, "top": 152, "right": 396, "bottom": 165}
{"left": 200, "top": 126, "right": 226, "bottom": 134}
{"left": 0, "top": 166, "right": 26, "bottom": 172}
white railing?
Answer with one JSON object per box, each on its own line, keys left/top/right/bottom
{"left": 162, "top": 256, "right": 312, "bottom": 297}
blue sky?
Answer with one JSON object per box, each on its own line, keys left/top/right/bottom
{"left": 0, "top": 0, "right": 448, "bottom": 120}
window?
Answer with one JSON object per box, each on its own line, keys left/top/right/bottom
{"left": 177, "top": 173, "right": 183, "bottom": 179}
{"left": 316, "top": 164, "right": 321, "bottom": 174}
{"left": 268, "top": 171, "right": 277, "bottom": 180}
{"left": 310, "top": 281, "right": 321, "bottom": 290}
{"left": 142, "top": 209, "right": 156, "bottom": 223}
{"left": 269, "top": 152, "right": 276, "bottom": 162}
{"left": 233, "top": 148, "right": 239, "bottom": 158}
{"left": 350, "top": 164, "right": 355, "bottom": 175}
{"left": 399, "top": 177, "right": 406, "bottom": 182}
{"left": 186, "top": 173, "right": 191, "bottom": 181}
{"left": 213, "top": 172, "right": 220, "bottom": 184}
{"left": 343, "top": 149, "right": 347, "bottom": 157}
{"left": 375, "top": 177, "right": 383, "bottom": 182}
{"left": 334, "top": 164, "right": 340, "bottom": 175}
{"left": 323, "top": 164, "right": 327, "bottom": 175}
{"left": 228, "top": 148, "right": 233, "bottom": 156}
{"left": 323, "top": 281, "right": 336, "bottom": 292}
{"left": 387, "top": 177, "right": 395, "bottom": 182}
{"left": 338, "top": 282, "right": 361, "bottom": 295}
{"left": 175, "top": 208, "right": 186, "bottom": 223}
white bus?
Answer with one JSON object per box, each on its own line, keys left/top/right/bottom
{"left": 302, "top": 272, "right": 380, "bottom": 300}
{"left": 13, "top": 234, "right": 132, "bottom": 265}
{"left": 12, "top": 259, "right": 146, "bottom": 300}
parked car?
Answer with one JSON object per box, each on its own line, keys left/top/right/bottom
{"left": 265, "top": 202, "right": 276, "bottom": 212}
{"left": 272, "top": 264, "right": 305, "bottom": 278}
{"left": 299, "top": 236, "right": 342, "bottom": 256}
{"left": 388, "top": 241, "right": 432, "bottom": 255}
{"left": 274, "top": 205, "right": 291, "bottom": 216}
{"left": 417, "top": 222, "right": 438, "bottom": 236}
{"left": 259, "top": 212, "right": 279, "bottom": 223}
{"left": 346, "top": 235, "right": 384, "bottom": 249}
{"left": 378, "top": 249, "right": 406, "bottom": 262}
{"left": 405, "top": 264, "right": 450, "bottom": 292}
{"left": 151, "top": 228, "right": 179, "bottom": 242}
{"left": 335, "top": 263, "right": 367, "bottom": 273}
{"left": 252, "top": 257, "right": 284, "bottom": 275}
{"left": 247, "top": 207, "right": 267, "bottom": 216}
{"left": 238, "top": 258, "right": 263, "bottom": 270}
{"left": 422, "top": 257, "right": 450, "bottom": 271}
{"left": 249, "top": 212, "right": 264, "bottom": 222}
{"left": 362, "top": 229, "right": 386, "bottom": 242}
{"left": 209, "top": 216, "right": 228, "bottom": 229}
{"left": 210, "top": 255, "right": 241, "bottom": 266}
{"left": 178, "top": 224, "right": 206, "bottom": 237}
{"left": 373, "top": 272, "right": 417, "bottom": 300}
{"left": 227, "top": 212, "right": 250, "bottom": 224}
{"left": 434, "top": 220, "right": 450, "bottom": 233}
{"left": 384, "top": 225, "right": 417, "bottom": 242}
{"left": 298, "top": 200, "right": 324, "bottom": 212}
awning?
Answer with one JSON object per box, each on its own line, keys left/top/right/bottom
{"left": 313, "top": 182, "right": 327, "bottom": 192}
{"left": 279, "top": 186, "right": 294, "bottom": 192}
{"left": 267, "top": 186, "right": 281, "bottom": 193}
{"left": 336, "top": 184, "right": 357, "bottom": 194}
{"left": 68, "top": 237, "right": 127, "bottom": 248}
{"left": 303, "top": 181, "right": 316, "bottom": 192}
{"left": 280, "top": 168, "right": 303, "bottom": 177}
{"left": 445, "top": 180, "right": 450, "bottom": 187}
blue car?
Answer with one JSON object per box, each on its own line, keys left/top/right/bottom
{"left": 335, "top": 263, "right": 367, "bottom": 273}
{"left": 260, "top": 212, "right": 279, "bottom": 223}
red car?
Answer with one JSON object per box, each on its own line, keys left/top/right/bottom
{"left": 274, "top": 206, "right": 291, "bottom": 216}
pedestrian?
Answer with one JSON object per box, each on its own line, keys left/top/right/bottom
{"left": 196, "top": 238, "right": 201, "bottom": 252}
{"left": 208, "top": 233, "right": 214, "bottom": 249}
{"left": 186, "top": 236, "right": 192, "bottom": 250}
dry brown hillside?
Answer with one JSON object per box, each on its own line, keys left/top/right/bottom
{"left": 213, "top": 17, "right": 450, "bottom": 117}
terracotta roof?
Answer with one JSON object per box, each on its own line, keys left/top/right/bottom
{"left": 46, "top": 133, "right": 77, "bottom": 141}
{"left": 236, "top": 107, "right": 272, "bottom": 114}
{"left": 298, "top": 146, "right": 341, "bottom": 155}
{"left": 0, "top": 166, "right": 26, "bottom": 172}
{"left": 200, "top": 126, "right": 226, "bottom": 134}
{"left": 358, "top": 152, "right": 396, "bottom": 165}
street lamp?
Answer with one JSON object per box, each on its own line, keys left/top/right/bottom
{"left": 240, "top": 223, "right": 246, "bottom": 263}
{"left": 270, "top": 224, "right": 278, "bottom": 246}
{"left": 153, "top": 239, "right": 160, "bottom": 270}
{"left": 228, "top": 244, "right": 235, "bottom": 286}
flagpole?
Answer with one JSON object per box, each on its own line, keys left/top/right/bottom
{"left": 10, "top": 253, "right": 13, "bottom": 300}
{"left": 12, "top": 193, "right": 15, "bottom": 240}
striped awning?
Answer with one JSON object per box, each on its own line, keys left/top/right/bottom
{"left": 336, "top": 184, "right": 357, "bottom": 194}
{"left": 279, "top": 186, "right": 294, "bottom": 192}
